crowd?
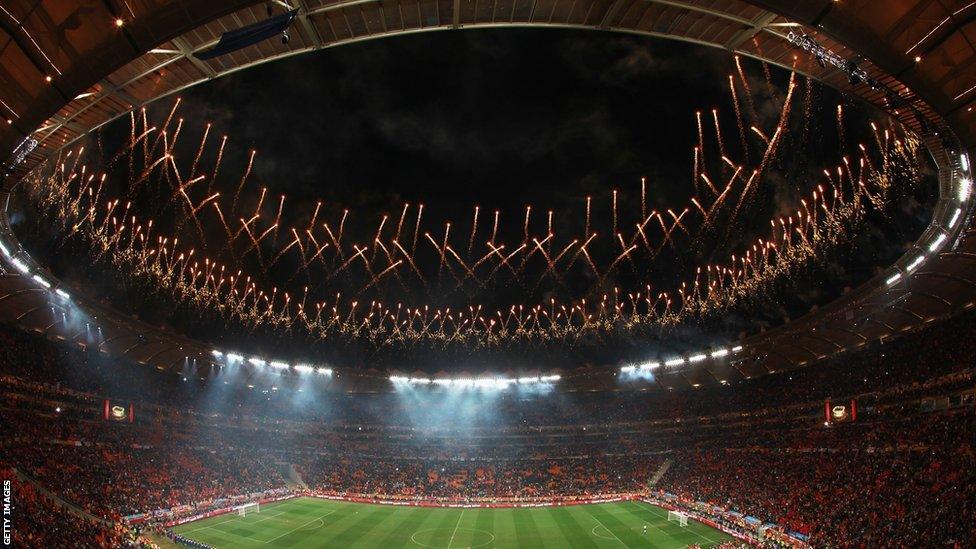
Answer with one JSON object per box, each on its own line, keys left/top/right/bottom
{"left": 0, "top": 308, "right": 975, "bottom": 546}
{"left": 659, "top": 411, "right": 976, "bottom": 546}
{"left": 5, "top": 474, "right": 135, "bottom": 548}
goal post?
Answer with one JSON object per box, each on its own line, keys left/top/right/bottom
{"left": 237, "top": 502, "right": 260, "bottom": 517}
{"left": 667, "top": 510, "right": 688, "bottom": 527}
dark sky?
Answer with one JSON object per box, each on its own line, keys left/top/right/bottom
{"left": 18, "top": 29, "right": 937, "bottom": 371}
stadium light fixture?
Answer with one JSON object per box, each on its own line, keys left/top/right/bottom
{"left": 225, "top": 352, "right": 244, "bottom": 362}
{"left": 211, "top": 350, "right": 223, "bottom": 358}
{"left": 928, "top": 233, "right": 947, "bottom": 252}
{"left": 248, "top": 357, "right": 266, "bottom": 367}
{"left": 294, "top": 364, "right": 314, "bottom": 373}
{"left": 639, "top": 361, "right": 660, "bottom": 370}
{"left": 962, "top": 154, "right": 970, "bottom": 172}
{"left": 11, "top": 258, "right": 29, "bottom": 274}
{"left": 317, "top": 368, "right": 333, "bottom": 375}
{"left": 886, "top": 272, "right": 902, "bottom": 285}
{"left": 269, "top": 360, "right": 290, "bottom": 369}
{"left": 732, "top": 345, "right": 743, "bottom": 352}
{"left": 620, "top": 365, "right": 636, "bottom": 373}
{"left": 948, "top": 208, "right": 962, "bottom": 228}
{"left": 688, "top": 353, "right": 706, "bottom": 363}
{"left": 664, "top": 357, "right": 684, "bottom": 367}
{"left": 32, "top": 274, "right": 51, "bottom": 288}
{"left": 710, "top": 348, "right": 729, "bottom": 358}
{"left": 55, "top": 288, "right": 70, "bottom": 300}
{"left": 906, "top": 255, "right": 925, "bottom": 272}
{"left": 0, "top": 241, "right": 9, "bottom": 257}
{"left": 398, "top": 374, "right": 557, "bottom": 388}
{"left": 960, "top": 178, "right": 972, "bottom": 202}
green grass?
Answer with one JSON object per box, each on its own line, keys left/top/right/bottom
{"left": 172, "top": 496, "right": 734, "bottom": 548}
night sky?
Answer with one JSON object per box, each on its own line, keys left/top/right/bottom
{"left": 16, "top": 29, "right": 937, "bottom": 372}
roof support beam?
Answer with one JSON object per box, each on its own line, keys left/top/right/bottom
{"left": 725, "top": 11, "right": 778, "bottom": 51}
{"left": 599, "top": 0, "right": 626, "bottom": 29}
{"left": 292, "top": 0, "right": 325, "bottom": 47}
{"left": 171, "top": 37, "right": 217, "bottom": 79}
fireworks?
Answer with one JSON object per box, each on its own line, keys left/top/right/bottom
{"left": 19, "top": 66, "right": 928, "bottom": 351}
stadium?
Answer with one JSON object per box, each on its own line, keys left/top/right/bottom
{"left": 1, "top": 0, "right": 975, "bottom": 547}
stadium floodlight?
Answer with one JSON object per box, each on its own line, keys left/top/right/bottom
{"left": 409, "top": 377, "right": 432, "bottom": 384}
{"left": 55, "top": 288, "right": 71, "bottom": 300}
{"left": 0, "top": 241, "right": 9, "bottom": 257}
{"left": 540, "top": 374, "right": 561, "bottom": 382}
{"left": 432, "top": 379, "right": 452, "bottom": 385}
{"left": 906, "top": 255, "right": 925, "bottom": 272}
{"left": 225, "top": 352, "right": 244, "bottom": 362}
{"left": 962, "top": 154, "right": 971, "bottom": 173}
{"left": 211, "top": 350, "right": 224, "bottom": 358}
{"left": 949, "top": 208, "right": 962, "bottom": 229}
{"left": 959, "top": 178, "right": 972, "bottom": 202}
{"left": 688, "top": 353, "right": 706, "bottom": 363}
{"left": 710, "top": 348, "right": 729, "bottom": 358}
{"left": 639, "top": 362, "right": 659, "bottom": 370}
{"left": 928, "top": 233, "right": 947, "bottom": 252}
{"left": 294, "top": 364, "right": 314, "bottom": 373}
{"left": 32, "top": 274, "right": 51, "bottom": 288}
{"left": 247, "top": 357, "right": 266, "bottom": 367}
{"left": 518, "top": 376, "right": 541, "bottom": 383}
{"left": 317, "top": 367, "right": 333, "bottom": 375}
{"left": 11, "top": 258, "right": 29, "bottom": 274}
{"left": 664, "top": 357, "right": 684, "bottom": 367}
{"left": 732, "top": 345, "right": 743, "bottom": 352}
{"left": 620, "top": 366, "right": 636, "bottom": 373}
{"left": 269, "top": 360, "right": 290, "bottom": 369}
{"left": 887, "top": 272, "right": 902, "bottom": 285}
{"left": 389, "top": 375, "right": 409, "bottom": 382}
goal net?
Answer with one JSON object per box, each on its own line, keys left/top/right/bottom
{"left": 237, "top": 502, "right": 260, "bottom": 517}
{"left": 667, "top": 510, "right": 688, "bottom": 527}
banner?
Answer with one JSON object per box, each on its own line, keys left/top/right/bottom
{"left": 103, "top": 399, "right": 134, "bottom": 423}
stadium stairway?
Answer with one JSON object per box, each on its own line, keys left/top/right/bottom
{"left": 280, "top": 462, "right": 308, "bottom": 490}
{"left": 648, "top": 458, "right": 673, "bottom": 487}
{"left": 12, "top": 467, "right": 113, "bottom": 526}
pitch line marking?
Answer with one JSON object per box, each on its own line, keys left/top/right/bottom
{"left": 591, "top": 524, "right": 618, "bottom": 540}
{"left": 586, "top": 509, "right": 628, "bottom": 548}
{"left": 629, "top": 501, "right": 720, "bottom": 544}
{"left": 179, "top": 514, "right": 243, "bottom": 535}
{"left": 262, "top": 509, "right": 336, "bottom": 544}
{"left": 410, "top": 528, "right": 495, "bottom": 549}
{"left": 179, "top": 509, "right": 289, "bottom": 535}
{"left": 447, "top": 509, "right": 465, "bottom": 549}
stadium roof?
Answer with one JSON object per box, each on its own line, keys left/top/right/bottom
{"left": 1, "top": 0, "right": 975, "bottom": 390}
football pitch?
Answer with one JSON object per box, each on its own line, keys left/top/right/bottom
{"left": 172, "top": 496, "right": 735, "bottom": 548}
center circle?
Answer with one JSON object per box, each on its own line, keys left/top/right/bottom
{"left": 410, "top": 527, "right": 496, "bottom": 548}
